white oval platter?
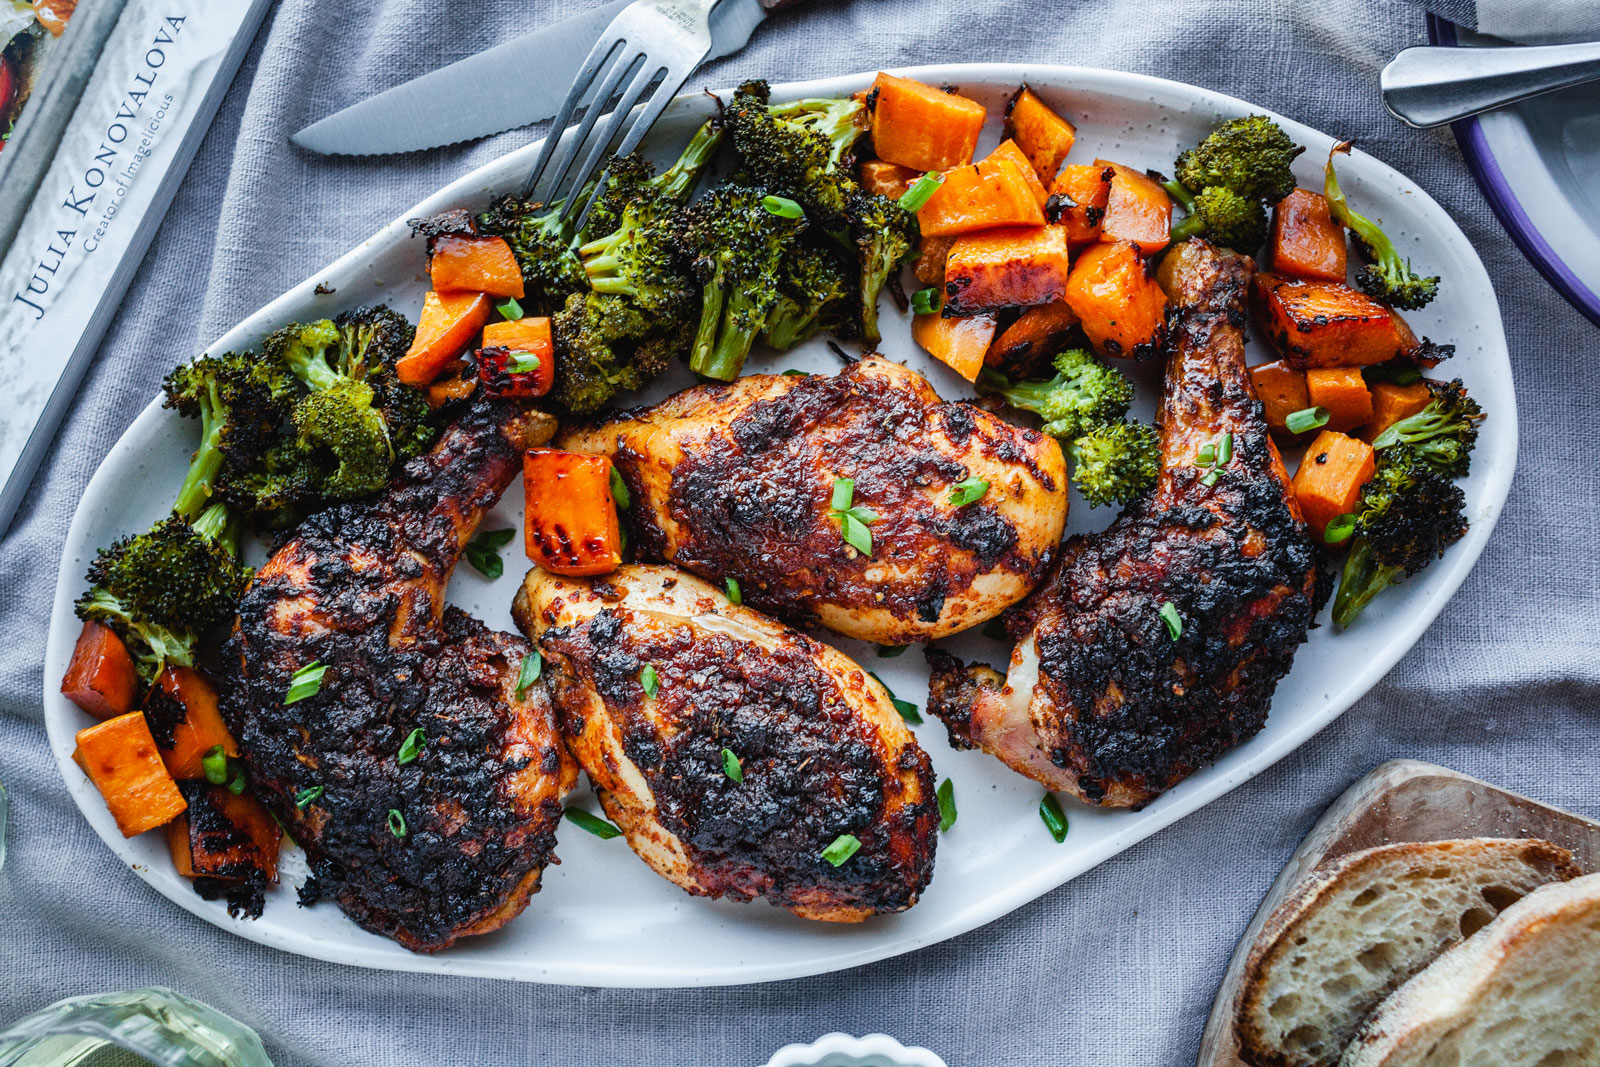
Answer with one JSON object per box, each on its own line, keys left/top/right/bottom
{"left": 43, "top": 63, "right": 1516, "bottom": 987}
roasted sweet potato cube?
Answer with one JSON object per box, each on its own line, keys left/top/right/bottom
{"left": 61, "top": 621, "right": 138, "bottom": 721}
{"left": 1360, "top": 380, "right": 1436, "bottom": 442}
{"left": 984, "top": 139, "right": 1049, "bottom": 207}
{"left": 174, "top": 780, "right": 281, "bottom": 884}
{"left": 398, "top": 290, "right": 492, "bottom": 387}
{"left": 74, "top": 712, "right": 187, "bottom": 837}
{"left": 1270, "top": 188, "right": 1349, "bottom": 283}
{"left": 1292, "top": 430, "right": 1376, "bottom": 542}
{"left": 913, "top": 235, "right": 956, "bottom": 286}
{"left": 1096, "top": 160, "right": 1173, "bottom": 255}
{"left": 987, "top": 300, "right": 1081, "bottom": 376}
{"left": 1253, "top": 273, "right": 1419, "bottom": 368}
{"left": 1248, "top": 360, "right": 1311, "bottom": 435}
{"left": 1004, "top": 86, "right": 1077, "bottom": 182}
{"left": 479, "top": 317, "right": 556, "bottom": 398}
{"left": 1047, "top": 164, "right": 1112, "bottom": 247}
{"left": 859, "top": 159, "right": 921, "bottom": 200}
{"left": 524, "top": 450, "right": 623, "bottom": 576}
{"left": 429, "top": 234, "right": 525, "bottom": 298}
{"left": 148, "top": 667, "right": 238, "bottom": 780}
{"left": 912, "top": 312, "right": 999, "bottom": 382}
{"left": 1064, "top": 241, "right": 1167, "bottom": 360}
{"left": 1306, "top": 367, "right": 1374, "bottom": 433}
{"left": 944, "top": 226, "right": 1070, "bottom": 315}
{"left": 918, "top": 157, "right": 1047, "bottom": 237}
{"left": 867, "top": 72, "right": 986, "bottom": 172}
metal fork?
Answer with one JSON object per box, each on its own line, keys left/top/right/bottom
{"left": 522, "top": 0, "right": 717, "bottom": 231}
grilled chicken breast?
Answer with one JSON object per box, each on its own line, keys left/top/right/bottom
{"left": 555, "top": 356, "right": 1067, "bottom": 645}
{"left": 512, "top": 563, "right": 938, "bottom": 921}
{"left": 927, "top": 241, "right": 1320, "bottom": 808}
{"left": 221, "top": 394, "right": 577, "bottom": 951}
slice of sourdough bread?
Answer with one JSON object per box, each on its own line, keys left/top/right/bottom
{"left": 1237, "top": 837, "right": 1580, "bottom": 1067}
{"left": 1339, "top": 871, "right": 1600, "bottom": 1066}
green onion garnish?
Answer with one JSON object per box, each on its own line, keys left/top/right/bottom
{"left": 285, "top": 661, "right": 326, "bottom": 705}
{"left": 397, "top": 727, "right": 426, "bottom": 765}
{"left": 826, "top": 477, "right": 878, "bottom": 556}
{"left": 1323, "top": 513, "right": 1357, "bottom": 544}
{"left": 464, "top": 528, "right": 515, "bottom": 580}
{"left": 869, "top": 671, "right": 921, "bottom": 724}
{"left": 294, "top": 785, "right": 324, "bottom": 810}
{"left": 1285, "top": 406, "right": 1330, "bottom": 435}
{"left": 387, "top": 808, "right": 407, "bottom": 838}
{"left": 937, "top": 778, "right": 957, "bottom": 832}
{"left": 721, "top": 748, "right": 743, "bottom": 782}
{"left": 1200, "top": 469, "right": 1220, "bottom": 487}
{"left": 898, "top": 171, "right": 945, "bottom": 212}
{"left": 1039, "top": 793, "right": 1069, "bottom": 842}
{"left": 565, "top": 806, "right": 621, "bottom": 839}
{"left": 496, "top": 297, "right": 524, "bottom": 320}
{"left": 226, "top": 766, "right": 247, "bottom": 795}
{"left": 781, "top": 369, "right": 810, "bottom": 377}
{"left": 1217, "top": 432, "right": 1234, "bottom": 465}
{"left": 609, "top": 466, "right": 630, "bottom": 509}
{"left": 640, "top": 664, "right": 659, "bottom": 699}
{"left": 515, "top": 649, "right": 542, "bottom": 699}
{"left": 724, "top": 577, "right": 742, "bottom": 605}
{"left": 910, "top": 287, "right": 941, "bottom": 315}
{"left": 202, "top": 745, "right": 228, "bottom": 785}
{"left": 877, "top": 644, "right": 908, "bottom": 658}
{"left": 1195, "top": 445, "right": 1217, "bottom": 466}
{"left": 505, "top": 351, "right": 541, "bottom": 374}
{"left": 1159, "top": 601, "right": 1182, "bottom": 641}
{"left": 821, "top": 833, "right": 861, "bottom": 867}
{"left": 761, "top": 194, "right": 804, "bottom": 219}
{"left": 948, "top": 476, "right": 989, "bottom": 507}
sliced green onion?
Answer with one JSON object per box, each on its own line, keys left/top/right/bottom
{"left": 869, "top": 671, "right": 921, "bottom": 724}
{"left": 724, "top": 577, "right": 742, "bottom": 605}
{"left": 781, "top": 369, "right": 811, "bottom": 377}
{"left": 1039, "top": 793, "right": 1069, "bottom": 842}
{"left": 830, "top": 477, "right": 854, "bottom": 511}
{"left": 1159, "top": 601, "right": 1182, "bottom": 641}
{"left": 1195, "top": 445, "right": 1217, "bottom": 466}
{"left": 640, "top": 664, "right": 659, "bottom": 699}
{"left": 1285, "top": 406, "right": 1331, "bottom": 435}
{"left": 294, "top": 785, "right": 324, "bottom": 810}
{"left": 515, "top": 649, "right": 542, "bottom": 699}
{"left": 285, "top": 661, "right": 326, "bottom": 705}
{"left": 505, "top": 350, "right": 541, "bottom": 374}
{"left": 910, "top": 287, "right": 941, "bottom": 315}
{"left": 948, "top": 476, "right": 989, "bottom": 507}
{"left": 387, "top": 808, "right": 407, "bottom": 838}
{"left": 565, "top": 806, "right": 621, "bottom": 839}
{"left": 937, "top": 778, "right": 957, "bottom": 832}
{"left": 397, "top": 727, "right": 426, "bottom": 765}
{"left": 721, "top": 748, "right": 743, "bottom": 782}
{"left": 1217, "top": 432, "right": 1234, "bottom": 465}
{"left": 877, "top": 644, "right": 908, "bottom": 658}
{"left": 201, "top": 745, "right": 228, "bottom": 785}
{"left": 226, "top": 766, "right": 246, "bottom": 795}
{"left": 821, "top": 833, "right": 861, "bottom": 867}
{"left": 1323, "top": 513, "right": 1358, "bottom": 544}
{"left": 464, "top": 528, "right": 515, "bottom": 580}
{"left": 609, "top": 466, "right": 630, "bottom": 509}
{"left": 1200, "top": 469, "right": 1220, "bottom": 487}
{"left": 761, "top": 194, "right": 804, "bottom": 219}
{"left": 898, "top": 171, "right": 945, "bottom": 212}
{"left": 496, "top": 297, "right": 524, "bottom": 320}
{"left": 840, "top": 512, "right": 873, "bottom": 556}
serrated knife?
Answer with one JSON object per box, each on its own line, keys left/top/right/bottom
{"left": 291, "top": 0, "right": 791, "bottom": 156}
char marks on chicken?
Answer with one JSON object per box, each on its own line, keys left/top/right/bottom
{"left": 221, "top": 394, "right": 577, "bottom": 952}
{"left": 927, "top": 241, "right": 1320, "bottom": 808}
{"left": 556, "top": 356, "right": 1068, "bottom": 645}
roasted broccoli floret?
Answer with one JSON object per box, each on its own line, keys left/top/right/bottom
{"left": 1331, "top": 447, "right": 1468, "bottom": 627}
{"left": 846, "top": 189, "right": 917, "bottom": 344}
{"left": 1324, "top": 141, "right": 1440, "bottom": 310}
{"left": 161, "top": 350, "right": 300, "bottom": 519}
{"left": 1166, "top": 115, "right": 1303, "bottom": 253}
{"left": 476, "top": 193, "right": 588, "bottom": 315}
{"left": 1070, "top": 420, "right": 1160, "bottom": 507}
{"left": 1371, "top": 378, "right": 1482, "bottom": 478}
{"left": 978, "top": 348, "right": 1135, "bottom": 441}
{"left": 679, "top": 183, "right": 807, "bottom": 381}
{"left": 551, "top": 291, "right": 685, "bottom": 415}
{"left": 725, "top": 80, "right": 868, "bottom": 229}
{"left": 762, "top": 241, "right": 853, "bottom": 351}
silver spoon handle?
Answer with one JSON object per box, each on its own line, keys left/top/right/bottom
{"left": 1381, "top": 40, "right": 1600, "bottom": 128}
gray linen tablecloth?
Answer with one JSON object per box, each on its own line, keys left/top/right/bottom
{"left": 3, "top": 1, "right": 1596, "bottom": 1063}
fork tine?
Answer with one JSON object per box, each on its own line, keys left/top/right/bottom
{"left": 521, "top": 35, "right": 624, "bottom": 199}
{"left": 536, "top": 47, "right": 645, "bottom": 205}
{"left": 566, "top": 59, "right": 700, "bottom": 235}
{"left": 557, "top": 61, "right": 666, "bottom": 230}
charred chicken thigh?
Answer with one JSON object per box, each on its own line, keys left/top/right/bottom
{"left": 512, "top": 563, "right": 938, "bottom": 921}
{"left": 928, "top": 241, "right": 1319, "bottom": 808}
{"left": 221, "top": 394, "right": 577, "bottom": 952}
{"left": 555, "top": 356, "right": 1067, "bottom": 645}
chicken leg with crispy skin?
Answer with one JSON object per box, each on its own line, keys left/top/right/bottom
{"left": 221, "top": 394, "right": 577, "bottom": 952}
{"left": 513, "top": 564, "right": 938, "bottom": 921}
{"left": 927, "top": 241, "right": 1320, "bottom": 808}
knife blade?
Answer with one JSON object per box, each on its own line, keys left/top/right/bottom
{"left": 292, "top": 0, "right": 771, "bottom": 157}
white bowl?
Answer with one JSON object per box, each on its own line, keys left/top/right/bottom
{"left": 762, "top": 1033, "right": 948, "bottom": 1067}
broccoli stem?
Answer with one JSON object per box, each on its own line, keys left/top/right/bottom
{"left": 655, "top": 119, "right": 725, "bottom": 203}
{"left": 977, "top": 368, "right": 1056, "bottom": 415}
{"left": 1323, "top": 144, "right": 1400, "bottom": 277}
{"left": 1160, "top": 179, "right": 1207, "bottom": 243}
{"left": 698, "top": 290, "right": 765, "bottom": 382}
{"left": 1331, "top": 537, "right": 1404, "bottom": 628}
{"left": 173, "top": 383, "right": 225, "bottom": 521}
{"left": 689, "top": 285, "right": 730, "bottom": 379}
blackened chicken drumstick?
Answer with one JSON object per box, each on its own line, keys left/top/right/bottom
{"left": 928, "top": 240, "right": 1320, "bottom": 808}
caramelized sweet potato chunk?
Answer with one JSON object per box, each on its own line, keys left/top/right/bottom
{"left": 1361, "top": 380, "right": 1435, "bottom": 442}
{"left": 984, "top": 139, "right": 1049, "bottom": 207}
{"left": 1004, "top": 86, "right": 1076, "bottom": 182}
{"left": 859, "top": 159, "right": 921, "bottom": 200}
{"left": 1292, "top": 430, "right": 1375, "bottom": 542}
{"left": 987, "top": 300, "right": 1081, "bottom": 376}
{"left": 1248, "top": 360, "right": 1311, "bottom": 435}
{"left": 1270, "top": 188, "right": 1348, "bottom": 282}
{"left": 524, "top": 450, "right": 623, "bottom": 576}
{"left": 913, "top": 235, "right": 956, "bottom": 286}
{"left": 1253, "top": 273, "right": 1419, "bottom": 368}
{"left": 867, "top": 72, "right": 986, "bottom": 173}
{"left": 1306, "top": 367, "right": 1374, "bottom": 433}
{"left": 74, "top": 712, "right": 186, "bottom": 837}
{"left": 1047, "top": 164, "right": 1112, "bottom": 246}
{"left": 1064, "top": 241, "right": 1166, "bottom": 359}
{"left": 912, "top": 312, "right": 999, "bottom": 382}
{"left": 61, "top": 621, "right": 138, "bottom": 721}
{"left": 1096, "top": 160, "right": 1173, "bottom": 255}
{"left": 944, "top": 226, "right": 1070, "bottom": 315}
{"left": 918, "top": 157, "right": 1047, "bottom": 237}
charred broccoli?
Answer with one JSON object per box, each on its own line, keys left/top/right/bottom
{"left": 1324, "top": 141, "right": 1440, "bottom": 310}
{"left": 551, "top": 290, "right": 686, "bottom": 415}
{"left": 476, "top": 192, "right": 588, "bottom": 315}
{"left": 1371, "top": 378, "right": 1482, "bottom": 478}
{"left": 978, "top": 348, "right": 1135, "bottom": 441}
{"left": 1166, "top": 115, "right": 1303, "bottom": 253}
{"left": 1070, "top": 421, "right": 1160, "bottom": 507}
{"left": 725, "top": 80, "right": 868, "bottom": 229}
{"left": 845, "top": 189, "right": 917, "bottom": 344}
{"left": 161, "top": 350, "right": 299, "bottom": 518}
{"left": 762, "top": 241, "right": 853, "bottom": 351}
{"left": 1331, "top": 447, "right": 1468, "bottom": 627}
{"left": 679, "top": 183, "right": 807, "bottom": 381}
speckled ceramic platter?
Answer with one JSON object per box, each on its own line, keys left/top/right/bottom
{"left": 43, "top": 64, "right": 1515, "bottom": 987}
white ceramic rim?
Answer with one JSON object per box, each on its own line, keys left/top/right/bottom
{"left": 42, "top": 62, "right": 1516, "bottom": 987}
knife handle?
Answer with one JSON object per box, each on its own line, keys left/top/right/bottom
{"left": 760, "top": 0, "right": 808, "bottom": 10}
